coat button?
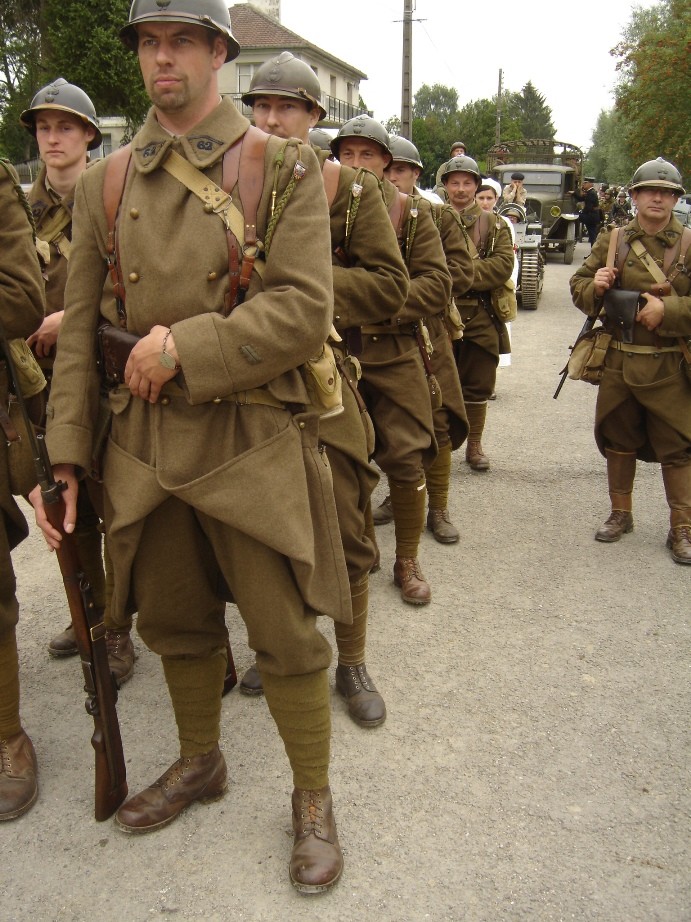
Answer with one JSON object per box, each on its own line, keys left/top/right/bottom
{"left": 130, "top": 208, "right": 139, "bottom": 219}
{"left": 299, "top": 421, "right": 305, "bottom": 429}
{"left": 207, "top": 271, "right": 217, "bottom": 281}
{"left": 371, "top": 335, "right": 379, "bottom": 342}
{"left": 213, "top": 397, "right": 222, "bottom": 404}
{"left": 160, "top": 396, "right": 170, "bottom": 406}
{"left": 128, "top": 272, "right": 139, "bottom": 283}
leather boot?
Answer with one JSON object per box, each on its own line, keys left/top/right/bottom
{"left": 393, "top": 556, "right": 431, "bottom": 605}
{"left": 465, "top": 402, "right": 490, "bottom": 471}
{"left": 239, "top": 663, "right": 264, "bottom": 697}
{"left": 106, "top": 630, "right": 135, "bottom": 685}
{"left": 662, "top": 463, "right": 691, "bottom": 565}
{"left": 115, "top": 745, "right": 227, "bottom": 833}
{"left": 426, "top": 508, "right": 459, "bottom": 543}
{"left": 595, "top": 450, "right": 636, "bottom": 542}
{"left": 372, "top": 494, "right": 393, "bottom": 526}
{"left": 290, "top": 786, "right": 343, "bottom": 893}
{"left": 47, "top": 624, "right": 78, "bottom": 657}
{"left": 335, "top": 664, "right": 386, "bottom": 728}
{"left": 0, "top": 730, "right": 38, "bottom": 822}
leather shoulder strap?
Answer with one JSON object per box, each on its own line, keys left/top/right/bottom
{"left": 322, "top": 158, "right": 341, "bottom": 210}
{"left": 664, "top": 225, "right": 691, "bottom": 280}
{"left": 103, "top": 144, "right": 132, "bottom": 235}
{"left": 222, "top": 125, "right": 269, "bottom": 247}
{"left": 388, "top": 190, "right": 408, "bottom": 244}
{"left": 606, "top": 227, "right": 619, "bottom": 270}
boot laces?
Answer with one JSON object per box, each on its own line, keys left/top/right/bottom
{"left": 0, "top": 739, "right": 11, "bottom": 774}
{"left": 299, "top": 789, "right": 324, "bottom": 834}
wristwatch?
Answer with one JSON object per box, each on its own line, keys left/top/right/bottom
{"left": 160, "top": 329, "right": 180, "bottom": 370}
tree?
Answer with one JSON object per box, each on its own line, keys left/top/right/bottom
{"left": 0, "top": 0, "right": 45, "bottom": 159}
{"left": 612, "top": 0, "right": 690, "bottom": 175}
{"left": 413, "top": 84, "right": 459, "bottom": 121}
{"left": 458, "top": 92, "right": 522, "bottom": 161}
{"left": 584, "top": 109, "right": 633, "bottom": 185}
{"left": 516, "top": 81, "right": 555, "bottom": 139}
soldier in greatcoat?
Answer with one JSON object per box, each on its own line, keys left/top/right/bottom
{"left": 332, "top": 115, "right": 453, "bottom": 605}
{"left": 441, "top": 156, "right": 514, "bottom": 472}
{"left": 570, "top": 158, "right": 691, "bottom": 564}
{"left": 0, "top": 161, "right": 45, "bottom": 821}
{"left": 31, "top": 0, "right": 349, "bottom": 893}
{"left": 238, "top": 51, "right": 410, "bottom": 727}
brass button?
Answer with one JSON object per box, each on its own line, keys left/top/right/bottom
{"left": 371, "top": 335, "right": 379, "bottom": 342}
{"left": 627, "top": 260, "right": 634, "bottom": 266}
{"left": 203, "top": 202, "right": 214, "bottom": 213}
{"left": 299, "top": 421, "right": 305, "bottom": 429}
{"left": 128, "top": 272, "right": 139, "bottom": 283}
{"left": 212, "top": 397, "right": 222, "bottom": 404}
{"left": 160, "top": 396, "right": 170, "bottom": 406}
{"left": 129, "top": 208, "right": 139, "bottom": 219}
{"left": 207, "top": 271, "right": 217, "bottom": 281}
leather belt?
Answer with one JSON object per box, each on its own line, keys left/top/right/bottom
{"left": 610, "top": 341, "right": 682, "bottom": 354}
{"left": 360, "top": 322, "right": 416, "bottom": 336}
{"left": 123, "top": 382, "right": 288, "bottom": 409}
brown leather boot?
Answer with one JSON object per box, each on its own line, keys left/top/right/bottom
{"left": 0, "top": 730, "right": 38, "bottom": 821}
{"left": 393, "top": 556, "right": 431, "bottom": 605}
{"left": 106, "top": 630, "right": 135, "bottom": 685}
{"left": 595, "top": 450, "right": 636, "bottom": 542}
{"left": 335, "top": 664, "right": 386, "bottom": 728}
{"left": 466, "top": 440, "right": 490, "bottom": 471}
{"left": 372, "top": 494, "right": 393, "bottom": 525}
{"left": 115, "top": 745, "right": 227, "bottom": 833}
{"left": 290, "top": 786, "right": 343, "bottom": 893}
{"left": 465, "top": 402, "right": 490, "bottom": 471}
{"left": 662, "top": 463, "right": 691, "bottom": 565}
{"left": 47, "top": 625, "right": 78, "bottom": 657}
{"left": 426, "top": 508, "right": 459, "bottom": 543}
{"left": 239, "top": 663, "right": 264, "bottom": 697}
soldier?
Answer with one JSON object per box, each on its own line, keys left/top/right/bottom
{"left": 19, "top": 79, "right": 135, "bottom": 683}
{"left": 0, "top": 160, "right": 46, "bottom": 820}
{"left": 31, "top": 0, "right": 349, "bottom": 892}
{"left": 331, "top": 115, "right": 452, "bottom": 603}
{"left": 440, "top": 156, "right": 514, "bottom": 471}
{"left": 573, "top": 176, "right": 602, "bottom": 247}
{"left": 239, "top": 51, "right": 410, "bottom": 726}
{"left": 383, "top": 135, "right": 473, "bottom": 542}
{"left": 570, "top": 157, "right": 691, "bottom": 564}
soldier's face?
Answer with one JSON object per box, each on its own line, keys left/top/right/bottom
{"left": 444, "top": 172, "right": 478, "bottom": 211}
{"left": 336, "top": 137, "right": 391, "bottom": 179}
{"left": 476, "top": 189, "right": 498, "bottom": 212}
{"left": 34, "top": 111, "right": 94, "bottom": 171}
{"left": 137, "top": 22, "right": 226, "bottom": 117}
{"left": 631, "top": 187, "right": 678, "bottom": 226}
{"left": 252, "top": 96, "right": 318, "bottom": 143}
{"left": 385, "top": 161, "right": 419, "bottom": 195}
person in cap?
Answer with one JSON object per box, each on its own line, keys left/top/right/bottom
{"left": 239, "top": 51, "right": 410, "bottom": 726}
{"left": 570, "top": 157, "right": 691, "bottom": 564}
{"left": 573, "top": 176, "right": 602, "bottom": 247}
{"left": 0, "top": 160, "right": 45, "bottom": 821}
{"left": 502, "top": 171, "right": 527, "bottom": 206}
{"left": 332, "top": 115, "right": 452, "bottom": 604}
{"left": 440, "top": 156, "right": 514, "bottom": 471}
{"left": 381, "top": 134, "right": 473, "bottom": 543}
{"left": 20, "top": 79, "right": 135, "bottom": 682}
{"left": 30, "top": 0, "right": 349, "bottom": 892}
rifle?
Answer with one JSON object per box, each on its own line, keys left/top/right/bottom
{"left": 0, "top": 325, "right": 127, "bottom": 821}
{"left": 553, "top": 312, "right": 598, "bottom": 399}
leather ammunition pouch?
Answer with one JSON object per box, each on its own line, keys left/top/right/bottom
{"left": 602, "top": 289, "right": 643, "bottom": 343}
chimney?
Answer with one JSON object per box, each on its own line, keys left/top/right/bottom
{"left": 249, "top": 1, "right": 281, "bottom": 21}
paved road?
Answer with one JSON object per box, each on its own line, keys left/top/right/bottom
{"left": 5, "top": 241, "right": 689, "bottom": 921}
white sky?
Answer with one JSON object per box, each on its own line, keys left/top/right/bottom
{"left": 279, "top": 0, "right": 660, "bottom": 153}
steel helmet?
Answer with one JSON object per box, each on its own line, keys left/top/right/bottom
{"left": 20, "top": 78, "right": 102, "bottom": 150}
{"left": 629, "top": 157, "right": 684, "bottom": 195}
{"left": 498, "top": 203, "right": 527, "bottom": 223}
{"left": 120, "top": 0, "right": 240, "bottom": 62}
{"left": 331, "top": 115, "right": 392, "bottom": 162}
{"left": 440, "top": 155, "right": 482, "bottom": 185}
{"left": 450, "top": 140, "right": 466, "bottom": 155}
{"left": 241, "top": 52, "right": 326, "bottom": 120}
{"left": 388, "top": 135, "right": 423, "bottom": 169}
{"left": 309, "top": 128, "right": 334, "bottom": 151}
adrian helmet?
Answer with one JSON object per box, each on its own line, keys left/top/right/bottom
{"left": 330, "top": 115, "right": 392, "bottom": 162}
{"left": 388, "top": 135, "right": 423, "bottom": 169}
{"left": 439, "top": 155, "right": 482, "bottom": 185}
{"left": 629, "top": 157, "right": 684, "bottom": 195}
{"left": 20, "top": 78, "right": 102, "bottom": 150}
{"left": 120, "top": 0, "right": 240, "bottom": 62}
{"left": 309, "top": 128, "right": 334, "bottom": 151}
{"left": 449, "top": 140, "right": 466, "bottom": 155}
{"left": 498, "top": 203, "right": 527, "bottom": 223}
{"left": 241, "top": 52, "right": 326, "bottom": 120}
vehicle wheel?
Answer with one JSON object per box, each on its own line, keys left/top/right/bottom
{"left": 520, "top": 250, "right": 540, "bottom": 310}
{"left": 564, "top": 240, "right": 575, "bottom": 265}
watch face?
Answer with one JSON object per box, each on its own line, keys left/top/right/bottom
{"left": 159, "top": 351, "right": 177, "bottom": 369}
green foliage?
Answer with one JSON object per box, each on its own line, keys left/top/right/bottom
{"left": 584, "top": 109, "right": 634, "bottom": 184}
{"left": 611, "top": 0, "right": 690, "bottom": 177}
{"left": 516, "top": 81, "right": 555, "bottom": 139}
{"left": 413, "top": 84, "right": 459, "bottom": 121}
{"left": 0, "top": 0, "right": 45, "bottom": 159}
{"left": 384, "top": 115, "right": 402, "bottom": 136}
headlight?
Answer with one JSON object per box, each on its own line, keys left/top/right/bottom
{"left": 550, "top": 205, "right": 562, "bottom": 218}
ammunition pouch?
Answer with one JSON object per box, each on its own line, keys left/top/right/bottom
{"left": 566, "top": 327, "right": 612, "bottom": 385}
{"left": 603, "top": 289, "right": 643, "bottom": 343}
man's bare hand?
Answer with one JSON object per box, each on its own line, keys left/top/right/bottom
{"left": 26, "top": 310, "right": 64, "bottom": 358}
{"left": 124, "top": 324, "right": 179, "bottom": 403}
{"left": 636, "top": 292, "right": 665, "bottom": 331}
{"left": 29, "top": 464, "right": 79, "bottom": 550}
{"left": 593, "top": 266, "right": 618, "bottom": 298}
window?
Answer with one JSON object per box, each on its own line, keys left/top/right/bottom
{"left": 330, "top": 75, "right": 337, "bottom": 97}
{"left": 237, "top": 63, "right": 259, "bottom": 94}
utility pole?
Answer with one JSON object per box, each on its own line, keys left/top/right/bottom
{"left": 495, "top": 68, "right": 503, "bottom": 145}
{"left": 401, "top": 0, "right": 414, "bottom": 139}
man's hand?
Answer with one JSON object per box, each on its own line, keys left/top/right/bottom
{"left": 593, "top": 266, "right": 618, "bottom": 298}
{"left": 29, "top": 464, "right": 79, "bottom": 550}
{"left": 26, "top": 310, "right": 64, "bottom": 358}
{"left": 636, "top": 292, "right": 664, "bottom": 331}
{"left": 124, "top": 323, "right": 179, "bottom": 403}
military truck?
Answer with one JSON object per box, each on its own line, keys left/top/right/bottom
{"left": 487, "top": 139, "right": 583, "bottom": 265}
